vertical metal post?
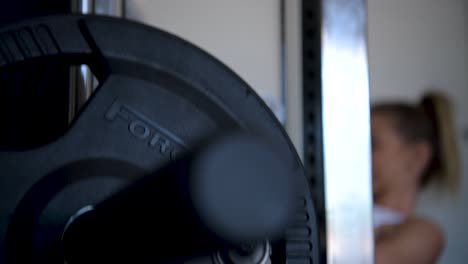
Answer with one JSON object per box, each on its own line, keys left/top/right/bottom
{"left": 285, "top": 0, "right": 304, "bottom": 158}
{"left": 321, "top": 0, "right": 374, "bottom": 263}
{"left": 69, "top": 0, "right": 94, "bottom": 123}
{"left": 68, "top": 61, "right": 78, "bottom": 124}
{"left": 94, "top": 0, "right": 125, "bottom": 17}
{"left": 279, "top": 0, "right": 288, "bottom": 125}
{"left": 68, "top": 0, "right": 125, "bottom": 123}
{"left": 301, "top": 0, "right": 326, "bottom": 260}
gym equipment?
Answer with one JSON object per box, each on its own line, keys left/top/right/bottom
{"left": 0, "top": 15, "right": 319, "bottom": 263}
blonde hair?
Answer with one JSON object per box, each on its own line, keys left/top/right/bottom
{"left": 372, "top": 92, "right": 460, "bottom": 192}
{"left": 420, "top": 92, "right": 460, "bottom": 192}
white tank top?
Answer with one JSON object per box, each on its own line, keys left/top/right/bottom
{"left": 374, "top": 205, "right": 405, "bottom": 229}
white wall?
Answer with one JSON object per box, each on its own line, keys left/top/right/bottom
{"left": 125, "top": 0, "right": 285, "bottom": 122}
{"left": 368, "top": 0, "right": 468, "bottom": 263}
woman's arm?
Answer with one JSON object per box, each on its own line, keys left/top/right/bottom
{"left": 375, "top": 218, "right": 444, "bottom": 264}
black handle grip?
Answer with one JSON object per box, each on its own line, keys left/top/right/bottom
{"left": 62, "top": 134, "right": 296, "bottom": 263}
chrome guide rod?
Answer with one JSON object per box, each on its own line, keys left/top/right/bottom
{"left": 69, "top": 0, "right": 94, "bottom": 123}
{"left": 68, "top": 0, "right": 125, "bottom": 123}
{"left": 285, "top": 0, "right": 304, "bottom": 157}
{"left": 321, "top": 0, "right": 374, "bottom": 263}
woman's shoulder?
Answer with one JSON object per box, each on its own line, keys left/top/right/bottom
{"left": 403, "top": 216, "right": 444, "bottom": 243}
{"left": 401, "top": 217, "right": 445, "bottom": 260}
{"left": 375, "top": 216, "right": 445, "bottom": 264}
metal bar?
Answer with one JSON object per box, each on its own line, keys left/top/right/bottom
{"left": 279, "top": 0, "right": 288, "bottom": 122}
{"left": 284, "top": 0, "right": 304, "bottom": 158}
{"left": 76, "top": 65, "right": 94, "bottom": 112}
{"left": 69, "top": 0, "right": 94, "bottom": 122}
{"left": 68, "top": 66, "right": 78, "bottom": 123}
{"left": 301, "top": 0, "right": 326, "bottom": 261}
{"left": 78, "top": 0, "right": 95, "bottom": 111}
{"left": 321, "top": 0, "right": 374, "bottom": 263}
{"left": 94, "top": 0, "right": 125, "bottom": 17}
{"left": 68, "top": 0, "right": 125, "bottom": 123}
{"left": 62, "top": 135, "right": 293, "bottom": 263}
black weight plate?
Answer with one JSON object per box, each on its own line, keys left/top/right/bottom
{"left": 0, "top": 15, "right": 319, "bottom": 264}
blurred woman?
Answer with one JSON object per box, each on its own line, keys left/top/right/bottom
{"left": 372, "top": 92, "right": 459, "bottom": 264}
